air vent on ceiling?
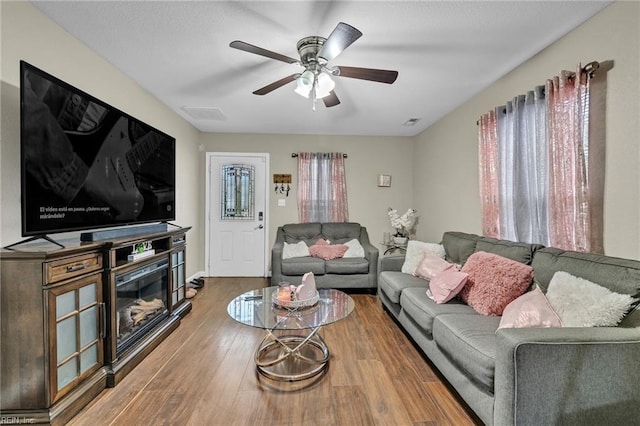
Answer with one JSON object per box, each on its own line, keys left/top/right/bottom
{"left": 403, "top": 118, "right": 421, "bottom": 126}
{"left": 181, "top": 106, "right": 227, "bottom": 121}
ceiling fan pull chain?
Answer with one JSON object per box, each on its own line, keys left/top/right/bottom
{"left": 311, "top": 82, "right": 317, "bottom": 112}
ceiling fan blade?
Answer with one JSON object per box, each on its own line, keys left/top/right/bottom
{"left": 230, "top": 40, "right": 299, "bottom": 64}
{"left": 317, "top": 22, "right": 362, "bottom": 62}
{"left": 252, "top": 74, "right": 298, "bottom": 95}
{"left": 323, "top": 91, "right": 340, "bottom": 108}
{"left": 335, "top": 66, "right": 398, "bottom": 84}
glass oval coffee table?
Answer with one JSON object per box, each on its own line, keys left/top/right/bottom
{"left": 227, "top": 286, "right": 354, "bottom": 382}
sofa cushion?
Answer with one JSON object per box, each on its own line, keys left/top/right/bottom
{"left": 498, "top": 286, "right": 563, "bottom": 329}
{"left": 532, "top": 247, "right": 640, "bottom": 301}
{"left": 400, "top": 287, "right": 476, "bottom": 337}
{"left": 432, "top": 313, "right": 500, "bottom": 392}
{"left": 325, "top": 257, "right": 369, "bottom": 274}
{"left": 415, "top": 252, "right": 452, "bottom": 280}
{"left": 282, "top": 241, "right": 310, "bottom": 259}
{"left": 281, "top": 256, "right": 325, "bottom": 276}
{"left": 546, "top": 271, "right": 637, "bottom": 327}
{"left": 459, "top": 252, "right": 534, "bottom": 316}
{"left": 282, "top": 223, "right": 323, "bottom": 245}
{"left": 309, "top": 243, "right": 348, "bottom": 260}
{"left": 343, "top": 239, "right": 365, "bottom": 258}
{"left": 321, "top": 222, "right": 362, "bottom": 243}
{"left": 441, "top": 231, "right": 480, "bottom": 264}
{"left": 378, "top": 271, "right": 427, "bottom": 304}
{"left": 428, "top": 267, "right": 469, "bottom": 304}
{"left": 401, "top": 241, "right": 446, "bottom": 274}
{"left": 475, "top": 236, "right": 543, "bottom": 265}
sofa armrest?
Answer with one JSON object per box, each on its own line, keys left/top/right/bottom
{"left": 359, "top": 227, "right": 379, "bottom": 286}
{"left": 380, "top": 255, "right": 405, "bottom": 272}
{"left": 271, "top": 228, "right": 285, "bottom": 284}
{"left": 494, "top": 326, "right": 640, "bottom": 426}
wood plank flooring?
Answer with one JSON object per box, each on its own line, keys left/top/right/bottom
{"left": 68, "top": 278, "right": 480, "bottom": 425}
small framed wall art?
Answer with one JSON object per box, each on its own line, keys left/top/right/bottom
{"left": 377, "top": 174, "right": 391, "bottom": 187}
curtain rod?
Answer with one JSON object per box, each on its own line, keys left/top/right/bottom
{"left": 291, "top": 153, "right": 348, "bottom": 158}
{"left": 475, "top": 61, "right": 601, "bottom": 125}
{"left": 559, "top": 61, "right": 601, "bottom": 79}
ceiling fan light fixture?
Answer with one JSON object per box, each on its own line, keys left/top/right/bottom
{"left": 294, "top": 83, "right": 311, "bottom": 98}
{"left": 294, "top": 70, "right": 314, "bottom": 98}
{"left": 315, "top": 72, "right": 335, "bottom": 98}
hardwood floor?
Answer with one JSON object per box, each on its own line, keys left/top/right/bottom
{"left": 69, "top": 278, "right": 480, "bottom": 425}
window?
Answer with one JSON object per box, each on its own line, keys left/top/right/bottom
{"left": 221, "top": 163, "right": 254, "bottom": 220}
{"left": 296, "top": 152, "right": 348, "bottom": 223}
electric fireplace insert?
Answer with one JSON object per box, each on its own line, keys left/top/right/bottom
{"left": 115, "top": 258, "right": 169, "bottom": 356}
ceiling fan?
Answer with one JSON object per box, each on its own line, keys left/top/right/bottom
{"left": 230, "top": 22, "right": 398, "bottom": 110}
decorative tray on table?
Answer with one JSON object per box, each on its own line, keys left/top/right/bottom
{"left": 272, "top": 291, "right": 319, "bottom": 308}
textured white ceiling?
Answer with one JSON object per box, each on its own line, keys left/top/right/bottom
{"left": 32, "top": 1, "right": 610, "bottom": 137}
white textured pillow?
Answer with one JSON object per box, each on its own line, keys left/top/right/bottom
{"left": 282, "top": 241, "right": 310, "bottom": 259}
{"left": 343, "top": 239, "right": 365, "bottom": 258}
{"left": 546, "top": 271, "right": 637, "bottom": 327}
{"left": 401, "top": 241, "right": 446, "bottom": 274}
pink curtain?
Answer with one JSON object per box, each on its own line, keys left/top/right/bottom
{"left": 478, "top": 63, "right": 603, "bottom": 252}
{"left": 546, "top": 65, "right": 592, "bottom": 252}
{"left": 478, "top": 111, "right": 500, "bottom": 238}
{"left": 297, "top": 152, "right": 349, "bottom": 223}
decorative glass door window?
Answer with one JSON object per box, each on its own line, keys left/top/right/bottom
{"left": 221, "top": 163, "right": 255, "bottom": 220}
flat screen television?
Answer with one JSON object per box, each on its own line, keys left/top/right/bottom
{"left": 20, "top": 61, "right": 176, "bottom": 237}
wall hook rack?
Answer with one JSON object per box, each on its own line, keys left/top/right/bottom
{"left": 273, "top": 174, "right": 292, "bottom": 196}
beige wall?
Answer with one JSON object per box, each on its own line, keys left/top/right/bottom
{"left": 414, "top": 1, "right": 640, "bottom": 260}
{"left": 2, "top": 1, "right": 639, "bottom": 275}
{"left": 0, "top": 2, "right": 204, "bottom": 276}
{"left": 199, "top": 133, "right": 414, "bottom": 266}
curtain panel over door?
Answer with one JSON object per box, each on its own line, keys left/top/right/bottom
{"left": 478, "top": 64, "right": 603, "bottom": 252}
{"left": 297, "top": 152, "right": 349, "bottom": 223}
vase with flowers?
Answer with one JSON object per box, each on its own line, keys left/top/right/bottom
{"left": 388, "top": 207, "right": 417, "bottom": 245}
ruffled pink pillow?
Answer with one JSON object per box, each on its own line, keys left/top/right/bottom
{"left": 309, "top": 242, "right": 348, "bottom": 260}
{"left": 498, "top": 286, "right": 563, "bottom": 329}
{"left": 459, "top": 251, "right": 534, "bottom": 316}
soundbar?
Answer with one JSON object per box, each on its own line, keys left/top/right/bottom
{"left": 80, "top": 223, "right": 168, "bottom": 242}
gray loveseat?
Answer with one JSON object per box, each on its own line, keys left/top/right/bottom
{"left": 271, "top": 222, "right": 379, "bottom": 289}
{"left": 379, "top": 231, "right": 640, "bottom": 425}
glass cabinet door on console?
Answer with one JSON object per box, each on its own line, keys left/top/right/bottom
{"left": 171, "top": 249, "right": 186, "bottom": 309}
{"left": 47, "top": 273, "right": 104, "bottom": 403}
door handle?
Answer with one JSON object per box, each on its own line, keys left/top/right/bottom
{"left": 255, "top": 225, "right": 264, "bottom": 230}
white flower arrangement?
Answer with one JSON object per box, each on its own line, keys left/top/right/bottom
{"left": 388, "top": 207, "right": 417, "bottom": 237}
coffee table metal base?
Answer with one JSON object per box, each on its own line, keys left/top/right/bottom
{"left": 255, "top": 329, "right": 329, "bottom": 382}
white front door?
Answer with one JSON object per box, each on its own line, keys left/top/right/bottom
{"left": 205, "top": 153, "right": 269, "bottom": 277}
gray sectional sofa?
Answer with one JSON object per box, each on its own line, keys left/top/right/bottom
{"left": 271, "top": 222, "right": 379, "bottom": 289}
{"left": 378, "top": 231, "right": 640, "bottom": 425}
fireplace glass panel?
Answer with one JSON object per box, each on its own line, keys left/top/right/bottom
{"left": 115, "top": 259, "right": 169, "bottom": 355}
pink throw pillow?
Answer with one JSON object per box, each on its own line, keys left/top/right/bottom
{"left": 309, "top": 243, "right": 348, "bottom": 260}
{"left": 414, "top": 252, "right": 453, "bottom": 280}
{"left": 427, "top": 267, "right": 469, "bottom": 303}
{"left": 459, "top": 251, "right": 534, "bottom": 316}
{"left": 498, "top": 286, "right": 563, "bottom": 329}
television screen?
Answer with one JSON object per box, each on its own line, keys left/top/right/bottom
{"left": 20, "top": 61, "right": 176, "bottom": 236}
